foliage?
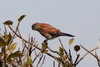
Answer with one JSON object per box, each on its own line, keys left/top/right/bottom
{"left": 0, "top": 15, "right": 99, "bottom": 67}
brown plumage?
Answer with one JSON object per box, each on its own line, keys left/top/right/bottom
{"left": 32, "top": 22, "right": 74, "bottom": 43}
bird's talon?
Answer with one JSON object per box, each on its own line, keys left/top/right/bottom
{"left": 44, "top": 40, "right": 48, "bottom": 44}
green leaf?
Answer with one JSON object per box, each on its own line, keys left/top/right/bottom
{"left": 0, "top": 37, "right": 6, "bottom": 47}
{"left": 1, "top": 47, "right": 5, "bottom": 52}
{"left": 7, "top": 33, "right": 12, "bottom": 45}
{"left": 65, "top": 61, "right": 73, "bottom": 67}
{"left": 27, "top": 56, "right": 32, "bottom": 64}
{"left": 3, "top": 20, "right": 13, "bottom": 25}
{"left": 22, "top": 62, "right": 31, "bottom": 67}
{"left": 59, "top": 47, "right": 64, "bottom": 57}
{"left": 11, "top": 51, "right": 23, "bottom": 57}
{"left": 65, "top": 61, "right": 70, "bottom": 66}
{"left": 41, "top": 47, "right": 48, "bottom": 53}
{"left": 0, "top": 52, "right": 4, "bottom": 59}
{"left": 68, "top": 38, "right": 74, "bottom": 45}
{"left": 42, "top": 43, "right": 48, "bottom": 49}
{"left": 6, "top": 51, "right": 23, "bottom": 61}
{"left": 6, "top": 54, "right": 12, "bottom": 62}
{"left": 18, "top": 15, "right": 26, "bottom": 22}
{"left": 63, "top": 55, "right": 68, "bottom": 59}
{"left": 41, "top": 43, "right": 48, "bottom": 53}
{"left": 74, "top": 45, "right": 80, "bottom": 52}
{"left": 3, "top": 33, "right": 12, "bottom": 45}
{"left": 41, "top": 49, "right": 48, "bottom": 53}
{"left": 7, "top": 43, "right": 17, "bottom": 53}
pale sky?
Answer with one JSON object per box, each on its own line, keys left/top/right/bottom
{"left": 0, "top": 0, "right": 100, "bottom": 67}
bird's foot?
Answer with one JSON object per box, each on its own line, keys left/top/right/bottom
{"left": 43, "top": 40, "right": 48, "bottom": 44}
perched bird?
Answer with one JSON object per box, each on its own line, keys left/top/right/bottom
{"left": 32, "top": 22, "right": 75, "bottom": 43}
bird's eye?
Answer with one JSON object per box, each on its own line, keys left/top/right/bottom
{"left": 32, "top": 25, "right": 35, "bottom": 30}
{"left": 32, "top": 24, "right": 38, "bottom": 30}
{"left": 32, "top": 23, "right": 39, "bottom": 30}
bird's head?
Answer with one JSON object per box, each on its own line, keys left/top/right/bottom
{"left": 32, "top": 22, "right": 39, "bottom": 30}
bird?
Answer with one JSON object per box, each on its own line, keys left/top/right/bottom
{"left": 32, "top": 22, "right": 75, "bottom": 43}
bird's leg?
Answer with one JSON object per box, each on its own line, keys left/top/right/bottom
{"left": 43, "top": 39, "right": 48, "bottom": 44}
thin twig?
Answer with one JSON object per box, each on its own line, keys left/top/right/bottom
{"left": 76, "top": 45, "right": 98, "bottom": 65}
{"left": 53, "top": 61, "right": 55, "bottom": 67}
{"left": 80, "top": 45, "right": 100, "bottom": 67}
{"left": 69, "top": 49, "right": 72, "bottom": 62}
{"left": 48, "top": 47, "right": 59, "bottom": 55}
{"left": 4, "top": 24, "right": 7, "bottom": 35}
{"left": 74, "top": 54, "right": 80, "bottom": 66}
{"left": 80, "top": 45, "right": 97, "bottom": 58}
{"left": 33, "top": 52, "right": 41, "bottom": 64}
{"left": 36, "top": 55, "right": 44, "bottom": 67}
{"left": 95, "top": 52, "right": 100, "bottom": 67}
{"left": 40, "top": 55, "right": 46, "bottom": 67}
{"left": 58, "top": 62, "right": 60, "bottom": 67}
{"left": 59, "top": 39, "right": 68, "bottom": 55}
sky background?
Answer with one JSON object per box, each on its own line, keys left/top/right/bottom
{"left": 0, "top": 0, "right": 100, "bottom": 67}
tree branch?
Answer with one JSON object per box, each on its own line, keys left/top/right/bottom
{"left": 80, "top": 45, "right": 100, "bottom": 67}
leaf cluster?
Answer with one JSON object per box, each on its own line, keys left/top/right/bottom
{"left": 0, "top": 15, "right": 99, "bottom": 67}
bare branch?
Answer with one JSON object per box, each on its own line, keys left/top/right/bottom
{"left": 81, "top": 45, "right": 97, "bottom": 58}
{"left": 40, "top": 56, "right": 46, "bottom": 67}
{"left": 48, "top": 47, "right": 59, "bottom": 55}
{"left": 53, "top": 61, "right": 55, "bottom": 67}
{"left": 76, "top": 45, "right": 98, "bottom": 65}
{"left": 36, "top": 55, "right": 44, "bottom": 67}
{"left": 74, "top": 54, "right": 80, "bottom": 66}
{"left": 33, "top": 52, "right": 41, "bottom": 64}
{"left": 76, "top": 45, "right": 100, "bottom": 66}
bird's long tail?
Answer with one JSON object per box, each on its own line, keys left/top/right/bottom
{"left": 61, "top": 32, "right": 75, "bottom": 37}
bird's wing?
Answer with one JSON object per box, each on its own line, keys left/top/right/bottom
{"left": 38, "top": 23, "right": 60, "bottom": 33}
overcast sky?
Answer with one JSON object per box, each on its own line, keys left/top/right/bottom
{"left": 0, "top": 0, "right": 100, "bottom": 67}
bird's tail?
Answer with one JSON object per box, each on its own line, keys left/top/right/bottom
{"left": 61, "top": 32, "right": 75, "bottom": 37}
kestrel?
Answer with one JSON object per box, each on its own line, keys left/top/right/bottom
{"left": 32, "top": 22, "right": 75, "bottom": 43}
